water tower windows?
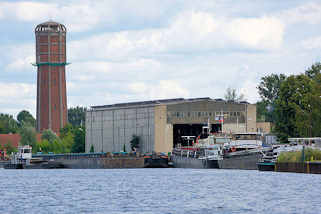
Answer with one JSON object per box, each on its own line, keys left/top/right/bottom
{"left": 39, "top": 36, "right": 48, "bottom": 43}
{"left": 50, "top": 36, "right": 59, "bottom": 43}
{"left": 51, "top": 25, "right": 58, "bottom": 31}
{"left": 50, "top": 55, "right": 59, "bottom": 62}
{"left": 40, "top": 45, "right": 48, "bottom": 53}
{"left": 51, "top": 45, "right": 59, "bottom": 53}
{"left": 40, "top": 55, "right": 48, "bottom": 61}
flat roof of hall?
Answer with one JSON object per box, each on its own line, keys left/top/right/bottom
{"left": 90, "top": 97, "right": 249, "bottom": 110}
{"left": 90, "top": 97, "right": 212, "bottom": 109}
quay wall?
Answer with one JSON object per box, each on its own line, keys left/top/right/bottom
{"left": 62, "top": 157, "right": 144, "bottom": 169}
{"left": 276, "top": 162, "right": 321, "bottom": 174}
{"left": 0, "top": 161, "right": 9, "bottom": 168}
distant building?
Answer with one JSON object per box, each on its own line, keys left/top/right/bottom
{"left": 34, "top": 21, "right": 68, "bottom": 133}
{"left": 0, "top": 134, "right": 42, "bottom": 154}
{"left": 85, "top": 98, "right": 259, "bottom": 153}
{"left": 0, "top": 134, "right": 20, "bottom": 149}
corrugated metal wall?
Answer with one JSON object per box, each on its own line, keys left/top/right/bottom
{"left": 86, "top": 107, "right": 155, "bottom": 153}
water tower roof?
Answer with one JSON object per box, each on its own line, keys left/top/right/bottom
{"left": 35, "top": 21, "right": 66, "bottom": 33}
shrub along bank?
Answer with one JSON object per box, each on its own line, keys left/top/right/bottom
{"left": 277, "top": 148, "right": 321, "bottom": 163}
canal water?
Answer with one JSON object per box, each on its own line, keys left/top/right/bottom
{"left": 0, "top": 168, "right": 320, "bottom": 214}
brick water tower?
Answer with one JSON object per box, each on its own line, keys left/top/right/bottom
{"left": 34, "top": 21, "right": 68, "bottom": 133}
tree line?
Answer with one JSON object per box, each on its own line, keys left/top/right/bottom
{"left": 0, "top": 107, "right": 87, "bottom": 154}
{"left": 257, "top": 62, "right": 321, "bottom": 142}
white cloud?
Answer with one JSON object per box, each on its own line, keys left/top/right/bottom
{"left": 4, "top": 43, "right": 34, "bottom": 72}
{"left": 0, "top": 2, "right": 109, "bottom": 32}
{"left": 0, "top": 0, "right": 175, "bottom": 32}
{"left": 128, "top": 82, "right": 148, "bottom": 94}
{"left": 279, "top": 2, "right": 321, "bottom": 25}
{"left": 226, "top": 17, "right": 284, "bottom": 50}
{"left": 128, "top": 80, "right": 190, "bottom": 100}
{"left": 301, "top": 36, "right": 321, "bottom": 50}
{"left": 0, "top": 82, "right": 36, "bottom": 116}
{"left": 240, "top": 80, "right": 260, "bottom": 103}
{"left": 68, "top": 11, "right": 284, "bottom": 63}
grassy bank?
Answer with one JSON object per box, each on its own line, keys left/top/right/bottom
{"left": 277, "top": 148, "right": 321, "bottom": 163}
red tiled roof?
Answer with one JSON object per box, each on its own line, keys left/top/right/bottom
{"left": 0, "top": 133, "right": 42, "bottom": 148}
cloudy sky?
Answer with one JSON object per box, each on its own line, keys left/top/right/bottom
{"left": 1, "top": 0, "right": 321, "bottom": 117}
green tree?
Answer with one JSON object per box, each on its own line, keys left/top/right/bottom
{"left": 274, "top": 72, "right": 321, "bottom": 142}
{"left": 61, "top": 132, "right": 74, "bottom": 153}
{"left": 90, "top": 145, "right": 94, "bottom": 153}
{"left": 68, "top": 106, "right": 87, "bottom": 127}
{"left": 305, "top": 62, "right": 321, "bottom": 79}
{"left": 4, "top": 141, "right": 18, "bottom": 155}
{"left": 17, "top": 110, "right": 36, "bottom": 128}
{"left": 71, "top": 127, "right": 85, "bottom": 153}
{"left": 257, "top": 73, "right": 286, "bottom": 105}
{"left": 35, "top": 140, "right": 50, "bottom": 154}
{"left": 0, "top": 113, "right": 19, "bottom": 134}
{"left": 59, "top": 123, "right": 75, "bottom": 153}
{"left": 60, "top": 123, "right": 74, "bottom": 139}
{"left": 257, "top": 73, "right": 286, "bottom": 123}
{"left": 19, "top": 125, "right": 37, "bottom": 146}
{"left": 130, "top": 135, "right": 140, "bottom": 151}
{"left": 256, "top": 101, "right": 268, "bottom": 122}
{"left": 294, "top": 73, "right": 321, "bottom": 137}
{"left": 224, "top": 87, "right": 245, "bottom": 102}
{"left": 41, "top": 129, "right": 59, "bottom": 144}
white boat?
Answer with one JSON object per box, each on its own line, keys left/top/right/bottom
{"left": 5, "top": 145, "right": 32, "bottom": 169}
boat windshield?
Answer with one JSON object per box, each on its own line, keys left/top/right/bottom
{"left": 23, "top": 149, "right": 31, "bottom": 153}
{"left": 216, "top": 138, "right": 230, "bottom": 144}
{"left": 235, "top": 134, "right": 261, "bottom": 140}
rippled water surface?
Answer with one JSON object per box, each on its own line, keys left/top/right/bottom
{"left": 0, "top": 168, "right": 320, "bottom": 214}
